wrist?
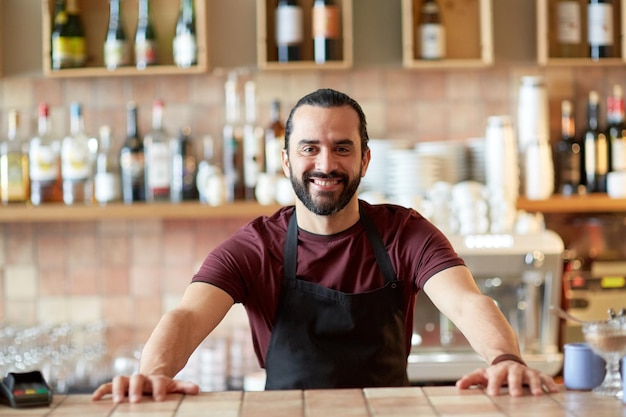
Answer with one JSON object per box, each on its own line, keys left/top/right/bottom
{"left": 490, "top": 353, "right": 526, "bottom": 366}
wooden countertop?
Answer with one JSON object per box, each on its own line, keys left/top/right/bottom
{"left": 3, "top": 386, "right": 623, "bottom": 416}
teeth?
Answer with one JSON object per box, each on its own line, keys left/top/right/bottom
{"left": 312, "top": 179, "right": 339, "bottom": 186}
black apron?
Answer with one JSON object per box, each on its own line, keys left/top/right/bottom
{"left": 264, "top": 206, "right": 410, "bottom": 389}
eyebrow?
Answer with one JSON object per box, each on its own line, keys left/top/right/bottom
{"left": 297, "top": 138, "right": 356, "bottom": 146}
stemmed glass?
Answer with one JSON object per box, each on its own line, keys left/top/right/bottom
{"left": 582, "top": 315, "right": 626, "bottom": 398}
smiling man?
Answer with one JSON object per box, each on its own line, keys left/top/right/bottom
{"left": 92, "top": 88, "right": 558, "bottom": 403}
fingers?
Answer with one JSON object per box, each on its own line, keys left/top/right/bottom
{"left": 91, "top": 382, "right": 113, "bottom": 401}
{"left": 456, "top": 364, "right": 558, "bottom": 398}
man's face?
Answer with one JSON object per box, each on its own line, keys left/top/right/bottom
{"left": 282, "top": 105, "right": 370, "bottom": 216}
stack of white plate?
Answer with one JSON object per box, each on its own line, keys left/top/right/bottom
{"left": 361, "top": 139, "right": 410, "bottom": 195}
{"left": 465, "top": 137, "right": 486, "bottom": 184}
{"left": 386, "top": 149, "right": 441, "bottom": 207}
{"left": 415, "top": 140, "right": 468, "bottom": 184}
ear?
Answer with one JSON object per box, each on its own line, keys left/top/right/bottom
{"left": 360, "top": 147, "right": 371, "bottom": 178}
{"left": 281, "top": 148, "right": 290, "bottom": 177}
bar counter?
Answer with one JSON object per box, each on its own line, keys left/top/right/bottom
{"left": 2, "top": 386, "right": 625, "bottom": 417}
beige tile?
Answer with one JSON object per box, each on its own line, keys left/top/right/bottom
{"left": 67, "top": 234, "right": 99, "bottom": 267}
{"left": 101, "top": 235, "right": 131, "bottom": 267}
{"left": 1, "top": 76, "right": 34, "bottom": 109}
{"left": 131, "top": 234, "right": 163, "bottom": 266}
{"left": 68, "top": 296, "right": 102, "bottom": 323}
{"left": 4, "top": 264, "right": 38, "bottom": 298}
{"left": 39, "top": 268, "right": 69, "bottom": 296}
{"left": 162, "top": 231, "right": 195, "bottom": 266}
{"left": 130, "top": 265, "right": 162, "bottom": 296}
{"left": 5, "top": 223, "right": 35, "bottom": 264}
{"left": 33, "top": 77, "right": 65, "bottom": 108}
{"left": 101, "top": 266, "right": 130, "bottom": 295}
{"left": 5, "top": 299, "right": 37, "bottom": 325}
{"left": 37, "top": 235, "right": 67, "bottom": 269}
{"left": 69, "top": 265, "right": 100, "bottom": 295}
{"left": 133, "top": 296, "right": 163, "bottom": 328}
{"left": 38, "top": 296, "right": 70, "bottom": 323}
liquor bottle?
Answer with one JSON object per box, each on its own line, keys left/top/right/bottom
{"left": 119, "top": 101, "right": 145, "bottom": 203}
{"left": 606, "top": 84, "right": 626, "bottom": 172}
{"left": 312, "top": 0, "right": 341, "bottom": 63}
{"left": 104, "top": 0, "right": 131, "bottom": 70}
{"left": 556, "top": 100, "right": 582, "bottom": 195}
{"left": 65, "top": 0, "right": 86, "bottom": 67}
{"left": 242, "top": 80, "right": 265, "bottom": 200}
{"left": 416, "top": 0, "right": 445, "bottom": 60}
{"left": 275, "top": 0, "right": 303, "bottom": 62}
{"left": 173, "top": 0, "right": 198, "bottom": 68}
{"left": 135, "top": 0, "right": 158, "bottom": 69}
{"left": 264, "top": 99, "right": 286, "bottom": 175}
{"left": 170, "top": 126, "right": 198, "bottom": 202}
{"left": 555, "top": 0, "right": 582, "bottom": 57}
{"left": 0, "top": 110, "right": 29, "bottom": 204}
{"left": 144, "top": 100, "right": 171, "bottom": 202}
{"left": 51, "top": 0, "right": 72, "bottom": 70}
{"left": 94, "top": 125, "right": 121, "bottom": 205}
{"left": 223, "top": 75, "right": 245, "bottom": 202}
{"left": 587, "top": 0, "right": 614, "bottom": 59}
{"left": 61, "top": 102, "right": 94, "bottom": 205}
{"left": 30, "top": 103, "right": 63, "bottom": 205}
{"left": 583, "top": 90, "right": 610, "bottom": 192}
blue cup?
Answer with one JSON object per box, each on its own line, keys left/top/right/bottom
{"left": 563, "top": 342, "right": 605, "bottom": 391}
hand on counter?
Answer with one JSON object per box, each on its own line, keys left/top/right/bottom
{"left": 455, "top": 360, "right": 560, "bottom": 397}
{"left": 91, "top": 374, "right": 199, "bottom": 403}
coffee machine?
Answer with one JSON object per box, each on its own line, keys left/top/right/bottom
{"left": 407, "top": 231, "right": 564, "bottom": 383}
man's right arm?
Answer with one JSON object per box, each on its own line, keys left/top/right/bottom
{"left": 92, "top": 282, "right": 234, "bottom": 403}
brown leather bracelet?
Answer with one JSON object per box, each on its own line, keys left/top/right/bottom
{"left": 491, "top": 353, "right": 526, "bottom": 366}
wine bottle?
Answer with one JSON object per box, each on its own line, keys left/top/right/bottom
{"left": 30, "top": 103, "right": 63, "bottom": 205}
{"left": 243, "top": 80, "right": 264, "bottom": 200}
{"left": 94, "top": 125, "right": 121, "bottom": 205}
{"left": 144, "top": 100, "right": 171, "bottom": 202}
{"left": 51, "top": 0, "right": 72, "bottom": 70}
{"left": 104, "top": 0, "right": 131, "bottom": 70}
{"left": 264, "top": 99, "right": 285, "bottom": 175}
{"left": 555, "top": 0, "right": 582, "bottom": 58}
{"left": 223, "top": 75, "right": 245, "bottom": 202}
{"left": 61, "top": 102, "right": 95, "bottom": 205}
{"left": 275, "top": 0, "right": 303, "bottom": 62}
{"left": 556, "top": 100, "right": 582, "bottom": 195}
{"left": 606, "top": 84, "right": 625, "bottom": 172}
{"left": 170, "top": 126, "right": 198, "bottom": 202}
{"left": 417, "top": 0, "right": 445, "bottom": 60}
{"left": 119, "top": 101, "right": 145, "bottom": 203}
{"left": 312, "top": 0, "right": 341, "bottom": 63}
{"left": 583, "top": 91, "right": 609, "bottom": 192}
{"left": 135, "top": 0, "right": 158, "bottom": 69}
{"left": 173, "top": 0, "right": 198, "bottom": 68}
{"left": 587, "top": 0, "right": 614, "bottom": 59}
{"left": 0, "top": 110, "right": 29, "bottom": 204}
{"left": 65, "top": 0, "right": 86, "bottom": 67}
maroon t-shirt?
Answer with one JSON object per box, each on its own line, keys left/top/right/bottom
{"left": 192, "top": 201, "right": 465, "bottom": 367}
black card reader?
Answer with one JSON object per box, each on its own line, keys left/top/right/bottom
{"left": 0, "top": 371, "right": 53, "bottom": 408}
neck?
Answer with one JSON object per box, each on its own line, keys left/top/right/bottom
{"left": 294, "top": 198, "right": 361, "bottom": 235}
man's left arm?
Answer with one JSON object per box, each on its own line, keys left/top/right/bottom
{"left": 422, "top": 265, "right": 559, "bottom": 397}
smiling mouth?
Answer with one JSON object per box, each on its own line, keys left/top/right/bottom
{"left": 310, "top": 178, "right": 342, "bottom": 187}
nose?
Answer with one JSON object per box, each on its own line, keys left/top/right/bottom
{"left": 315, "top": 147, "right": 339, "bottom": 173}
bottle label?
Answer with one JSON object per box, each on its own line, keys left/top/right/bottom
{"left": 104, "top": 39, "right": 131, "bottom": 69}
{"left": 120, "top": 151, "right": 144, "bottom": 185}
{"left": 52, "top": 37, "right": 73, "bottom": 68}
{"left": 147, "top": 142, "right": 171, "bottom": 190}
{"left": 1, "top": 154, "right": 28, "bottom": 200}
{"left": 557, "top": 2, "right": 581, "bottom": 43}
{"left": 30, "top": 144, "right": 59, "bottom": 182}
{"left": 588, "top": 4, "right": 613, "bottom": 46}
{"left": 275, "top": 6, "right": 303, "bottom": 45}
{"left": 61, "top": 141, "right": 91, "bottom": 180}
{"left": 173, "top": 33, "right": 198, "bottom": 67}
{"left": 312, "top": 5, "right": 340, "bottom": 39}
{"left": 419, "top": 24, "right": 445, "bottom": 59}
{"left": 135, "top": 40, "right": 158, "bottom": 67}
{"left": 70, "top": 36, "right": 86, "bottom": 67}
{"left": 94, "top": 172, "right": 121, "bottom": 203}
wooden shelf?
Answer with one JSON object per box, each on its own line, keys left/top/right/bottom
{"left": 41, "top": 0, "right": 209, "bottom": 77}
{"left": 536, "top": 0, "right": 625, "bottom": 66}
{"left": 256, "top": 0, "right": 353, "bottom": 70}
{"left": 401, "top": 0, "right": 494, "bottom": 69}
{"left": 517, "top": 194, "right": 626, "bottom": 213}
{"left": 0, "top": 201, "right": 283, "bottom": 223}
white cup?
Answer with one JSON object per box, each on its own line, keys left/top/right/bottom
{"left": 255, "top": 173, "right": 277, "bottom": 205}
{"left": 275, "top": 177, "right": 296, "bottom": 205}
{"left": 606, "top": 171, "right": 626, "bottom": 198}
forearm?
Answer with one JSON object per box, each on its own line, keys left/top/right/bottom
{"left": 453, "top": 293, "right": 522, "bottom": 363}
{"left": 138, "top": 309, "right": 206, "bottom": 377}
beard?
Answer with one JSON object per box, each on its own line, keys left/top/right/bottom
{"left": 289, "top": 168, "right": 361, "bottom": 216}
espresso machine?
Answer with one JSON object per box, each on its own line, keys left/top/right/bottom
{"left": 407, "top": 231, "right": 564, "bottom": 383}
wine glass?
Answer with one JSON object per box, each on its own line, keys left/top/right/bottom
{"left": 582, "top": 316, "right": 626, "bottom": 398}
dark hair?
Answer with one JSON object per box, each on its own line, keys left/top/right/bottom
{"left": 284, "top": 88, "right": 369, "bottom": 155}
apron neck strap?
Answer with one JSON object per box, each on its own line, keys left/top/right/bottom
{"left": 284, "top": 203, "right": 397, "bottom": 283}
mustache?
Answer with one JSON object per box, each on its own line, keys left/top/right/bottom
{"left": 303, "top": 171, "right": 347, "bottom": 181}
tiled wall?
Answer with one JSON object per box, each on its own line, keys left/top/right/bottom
{"left": 1, "top": 63, "right": 625, "bottom": 350}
